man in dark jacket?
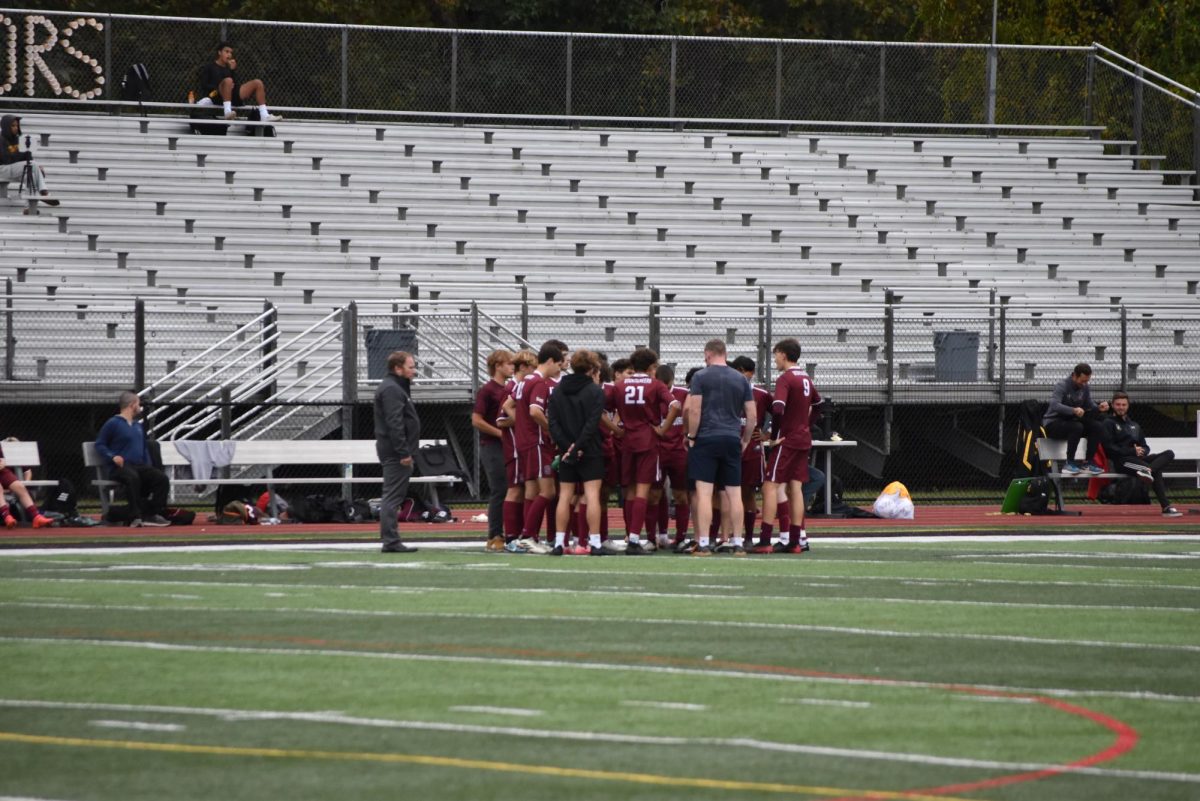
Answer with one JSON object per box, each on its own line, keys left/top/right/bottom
{"left": 547, "top": 349, "right": 606, "bottom": 556}
{"left": 1102, "top": 391, "right": 1182, "bottom": 516}
{"left": 1, "top": 115, "right": 59, "bottom": 206}
{"left": 95, "top": 391, "right": 170, "bottom": 527}
{"left": 1042, "top": 363, "right": 1109, "bottom": 474}
{"left": 374, "top": 351, "right": 420, "bottom": 552}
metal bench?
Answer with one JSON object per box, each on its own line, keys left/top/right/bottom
{"left": 83, "top": 439, "right": 461, "bottom": 519}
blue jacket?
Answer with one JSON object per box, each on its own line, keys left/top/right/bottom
{"left": 95, "top": 415, "right": 152, "bottom": 472}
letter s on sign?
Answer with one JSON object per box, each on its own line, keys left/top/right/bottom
{"left": 60, "top": 17, "right": 105, "bottom": 99}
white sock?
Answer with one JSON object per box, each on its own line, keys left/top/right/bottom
{"left": 554, "top": 531, "right": 565, "bottom": 548}
{"left": 698, "top": 535, "right": 710, "bottom": 547}
{"left": 589, "top": 534, "right": 601, "bottom": 548}
{"left": 222, "top": 100, "right": 232, "bottom": 114}
{"left": 799, "top": 529, "right": 808, "bottom": 545}
{"left": 732, "top": 536, "right": 743, "bottom": 547}
{"left": 258, "top": 104, "right": 270, "bottom": 117}
{"left": 627, "top": 533, "right": 640, "bottom": 543}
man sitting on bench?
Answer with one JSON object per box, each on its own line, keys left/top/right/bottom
{"left": 1103, "top": 391, "right": 1182, "bottom": 517}
{"left": 198, "top": 42, "right": 282, "bottom": 123}
{"left": 1043, "top": 363, "right": 1109, "bottom": 475}
{"left": 95, "top": 391, "right": 171, "bottom": 528}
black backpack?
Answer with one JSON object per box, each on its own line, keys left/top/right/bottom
{"left": 414, "top": 443, "right": 468, "bottom": 483}
{"left": 1015, "top": 399, "right": 1050, "bottom": 477}
{"left": 120, "top": 63, "right": 150, "bottom": 112}
{"left": 1098, "top": 476, "right": 1151, "bottom": 505}
{"left": 1018, "top": 477, "right": 1051, "bottom": 514}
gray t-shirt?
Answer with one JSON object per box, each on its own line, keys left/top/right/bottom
{"left": 689, "top": 364, "right": 752, "bottom": 440}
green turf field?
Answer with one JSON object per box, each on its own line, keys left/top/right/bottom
{"left": 2, "top": 539, "right": 1198, "bottom": 800}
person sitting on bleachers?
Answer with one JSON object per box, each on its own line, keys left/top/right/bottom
{"left": 198, "top": 42, "right": 282, "bottom": 123}
{"left": 1, "top": 115, "right": 59, "bottom": 207}
{"left": 95, "top": 391, "right": 171, "bottom": 528}
{"left": 1042, "top": 363, "right": 1109, "bottom": 475}
{"left": 0, "top": 439, "right": 53, "bottom": 529}
{"left": 1102, "top": 391, "right": 1182, "bottom": 517}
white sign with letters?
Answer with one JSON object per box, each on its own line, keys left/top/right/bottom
{"left": 0, "top": 13, "right": 105, "bottom": 99}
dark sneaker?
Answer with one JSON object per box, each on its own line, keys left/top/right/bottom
{"left": 1162, "top": 507, "right": 1183, "bottom": 518}
{"left": 714, "top": 541, "right": 736, "bottom": 554}
{"left": 588, "top": 545, "right": 607, "bottom": 556}
{"left": 381, "top": 542, "right": 418, "bottom": 553}
{"left": 1083, "top": 462, "right": 1104, "bottom": 475}
{"left": 1062, "top": 462, "right": 1082, "bottom": 475}
{"left": 142, "top": 514, "right": 171, "bottom": 527}
{"left": 750, "top": 543, "right": 774, "bottom": 554}
{"left": 729, "top": 544, "right": 747, "bottom": 556}
{"left": 129, "top": 518, "right": 144, "bottom": 528}
{"left": 549, "top": 544, "right": 564, "bottom": 556}
{"left": 774, "top": 542, "right": 805, "bottom": 554}
{"left": 625, "top": 541, "right": 648, "bottom": 555}
{"left": 675, "top": 539, "right": 698, "bottom": 554}
{"left": 692, "top": 545, "right": 713, "bottom": 557}
{"left": 1129, "top": 465, "right": 1154, "bottom": 484}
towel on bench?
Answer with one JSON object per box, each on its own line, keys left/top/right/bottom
{"left": 173, "top": 441, "right": 237, "bottom": 491}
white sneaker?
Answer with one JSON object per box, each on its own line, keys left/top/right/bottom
{"left": 1162, "top": 507, "right": 1183, "bottom": 518}
{"left": 601, "top": 539, "right": 626, "bottom": 554}
{"left": 641, "top": 539, "right": 657, "bottom": 553}
{"left": 525, "top": 540, "right": 552, "bottom": 555}
{"left": 262, "top": 113, "right": 283, "bottom": 122}
{"left": 223, "top": 110, "right": 238, "bottom": 120}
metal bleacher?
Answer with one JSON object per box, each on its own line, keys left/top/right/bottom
{"left": 2, "top": 110, "right": 1198, "bottom": 410}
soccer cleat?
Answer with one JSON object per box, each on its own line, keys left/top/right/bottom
{"left": 525, "top": 539, "right": 552, "bottom": 555}
{"left": 31, "top": 514, "right": 54, "bottom": 529}
{"left": 692, "top": 545, "right": 713, "bottom": 557}
{"left": 730, "top": 544, "right": 747, "bottom": 556}
{"left": 485, "top": 536, "right": 506, "bottom": 552}
{"left": 1083, "top": 462, "right": 1104, "bottom": 475}
{"left": 625, "top": 541, "right": 648, "bottom": 555}
{"left": 1062, "top": 462, "right": 1082, "bottom": 475}
{"left": 3, "top": 514, "right": 15, "bottom": 530}
{"left": 549, "top": 545, "right": 564, "bottom": 556}
{"left": 657, "top": 536, "right": 673, "bottom": 549}
{"left": 262, "top": 113, "right": 283, "bottom": 122}
{"left": 1162, "top": 506, "right": 1183, "bottom": 517}
{"left": 588, "top": 545, "right": 607, "bottom": 556}
{"left": 567, "top": 544, "right": 591, "bottom": 555}
{"left": 503, "top": 539, "right": 530, "bottom": 554}
{"left": 750, "top": 543, "right": 775, "bottom": 554}
{"left": 675, "top": 539, "right": 698, "bottom": 554}
{"left": 641, "top": 539, "right": 657, "bottom": 553}
{"left": 714, "top": 540, "right": 737, "bottom": 554}
{"left": 773, "top": 542, "right": 806, "bottom": 554}
{"left": 601, "top": 539, "right": 627, "bottom": 554}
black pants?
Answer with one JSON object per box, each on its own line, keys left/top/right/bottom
{"left": 1118, "top": 449, "right": 1175, "bottom": 509}
{"left": 1044, "top": 417, "right": 1106, "bottom": 464}
{"left": 111, "top": 464, "right": 169, "bottom": 518}
{"left": 479, "top": 442, "right": 506, "bottom": 538}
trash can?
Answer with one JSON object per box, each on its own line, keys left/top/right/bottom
{"left": 365, "top": 328, "right": 417, "bottom": 379}
{"left": 933, "top": 330, "right": 979, "bottom": 382}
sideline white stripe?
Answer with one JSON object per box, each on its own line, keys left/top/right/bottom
{"left": 620, "top": 700, "right": 708, "bottom": 712}
{"left": 89, "top": 719, "right": 186, "bottom": 732}
{"left": 1, "top": 698, "right": 1196, "bottom": 784}
{"left": 1, "top": 532, "right": 1199, "bottom": 556}
{"left": 4, "top": 601, "right": 1196, "bottom": 653}
{"left": 8, "top": 577, "right": 1200, "bottom": 615}
{"left": 448, "top": 706, "right": 542, "bottom": 717}
{"left": 779, "top": 698, "right": 873, "bottom": 709}
{"left": 0, "top": 796, "right": 81, "bottom": 801}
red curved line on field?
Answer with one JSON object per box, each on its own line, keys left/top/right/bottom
{"left": 30, "top": 629, "right": 1140, "bottom": 798}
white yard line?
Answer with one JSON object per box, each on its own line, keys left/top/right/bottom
{"left": 778, "top": 698, "right": 873, "bottom": 709}
{"left": 448, "top": 706, "right": 543, "bottom": 717}
{"left": 1, "top": 698, "right": 1196, "bottom": 785}
{"left": 7, "top": 577, "right": 1200, "bottom": 615}
{"left": 620, "top": 700, "right": 708, "bottom": 712}
{"left": 1, "top": 533, "right": 1199, "bottom": 557}
{"left": 88, "top": 719, "right": 186, "bottom": 732}
{"left": 4, "top": 601, "right": 1197, "bottom": 654}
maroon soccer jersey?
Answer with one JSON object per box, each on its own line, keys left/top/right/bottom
{"left": 514, "top": 370, "right": 551, "bottom": 451}
{"left": 473, "top": 379, "right": 509, "bottom": 447}
{"left": 659, "top": 384, "right": 689, "bottom": 453}
{"left": 771, "top": 367, "right": 821, "bottom": 450}
{"left": 498, "top": 379, "right": 519, "bottom": 459}
{"left": 615, "top": 374, "right": 676, "bottom": 453}
{"left": 742, "top": 384, "right": 772, "bottom": 456}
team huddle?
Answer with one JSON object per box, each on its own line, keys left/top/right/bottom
{"left": 471, "top": 337, "right": 823, "bottom": 556}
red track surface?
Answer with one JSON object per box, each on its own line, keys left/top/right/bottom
{"left": 2, "top": 503, "right": 1196, "bottom": 545}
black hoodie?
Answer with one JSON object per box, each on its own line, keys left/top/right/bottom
{"left": 1, "top": 115, "right": 31, "bottom": 166}
{"left": 548, "top": 372, "right": 604, "bottom": 460}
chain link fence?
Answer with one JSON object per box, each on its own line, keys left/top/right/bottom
{"left": 7, "top": 11, "right": 1193, "bottom": 163}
